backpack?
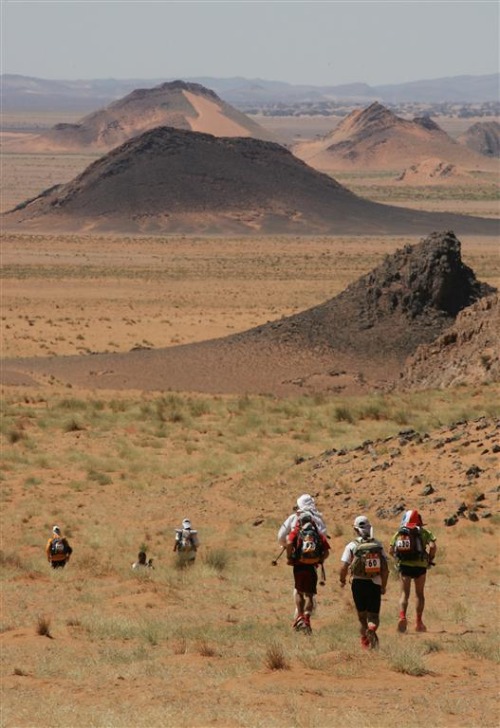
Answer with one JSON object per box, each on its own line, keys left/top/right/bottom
{"left": 392, "top": 526, "right": 425, "bottom": 561}
{"left": 292, "top": 521, "right": 324, "bottom": 565}
{"left": 50, "top": 537, "right": 67, "bottom": 558}
{"left": 176, "top": 528, "right": 196, "bottom": 552}
{"left": 350, "top": 537, "right": 385, "bottom": 577}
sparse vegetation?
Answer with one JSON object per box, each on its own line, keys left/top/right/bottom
{"left": 36, "top": 615, "right": 52, "bottom": 638}
{"left": 265, "top": 641, "right": 290, "bottom": 670}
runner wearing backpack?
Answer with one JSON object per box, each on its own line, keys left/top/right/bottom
{"left": 286, "top": 512, "right": 330, "bottom": 634}
{"left": 339, "top": 516, "right": 388, "bottom": 650}
{"left": 277, "top": 494, "right": 329, "bottom": 624}
{"left": 173, "top": 518, "right": 199, "bottom": 566}
{"left": 45, "top": 525, "right": 73, "bottom": 569}
{"left": 390, "top": 509, "right": 436, "bottom": 633}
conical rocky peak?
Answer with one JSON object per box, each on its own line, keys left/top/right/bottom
{"left": 237, "top": 231, "right": 495, "bottom": 362}
{"left": 348, "top": 230, "right": 494, "bottom": 318}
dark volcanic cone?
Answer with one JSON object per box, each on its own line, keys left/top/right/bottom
{"left": 1, "top": 231, "right": 495, "bottom": 396}
{"left": 3, "top": 127, "right": 499, "bottom": 236}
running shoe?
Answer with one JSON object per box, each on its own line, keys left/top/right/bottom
{"left": 360, "top": 635, "right": 370, "bottom": 649}
{"left": 415, "top": 620, "right": 427, "bottom": 633}
{"left": 366, "top": 622, "right": 379, "bottom": 649}
{"left": 397, "top": 615, "right": 407, "bottom": 633}
{"left": 292, "top": 615, "right": 305, "bottom": 631}
{"left": 302, "top": 613, "right": 312, "bottom": 635}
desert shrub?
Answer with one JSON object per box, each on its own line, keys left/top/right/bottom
{"left": 7, "top": 429, "right": 24, "bottom": 444}
{"left": 58, "top": 398, "right": 88, "bottom": 411}
{"left": 64, "top": 418, "right": 85, "bottom": 433}
{"left": 335, "top": 406, "right": 355, "bottom": 423}
{"left": 198, "top": 640, "right": 218, "bottom": 657}
{"left": 36, "top": 615, "right": 52, "bottom": 638}
{"left": 203, "top": 549, "right": 229, "bottom": 572}
{"left": 423, "top": 640, "right": 442, "bottom": 654}
{"left": 385, "top": 641, "right": 429, "bottom": 676}
{"left": 457, "top": 635, "right": 500, "bottom": 663}
{"left": 87, "top": 469, "right": 112, "bottom": 486}
{"left": 265, "top": 641, "right": 289, "bottom": 671}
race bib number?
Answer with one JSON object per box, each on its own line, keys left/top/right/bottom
{"left": 364, "top": 553, "right": 381, "bottom": 574}
{"left": 396, "top": 537, "right": 412, "bottom": 552}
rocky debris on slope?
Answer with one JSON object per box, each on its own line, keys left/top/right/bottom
{"left": 240, "top": 231, "right": 495, "bottom": 363}
{"left": 396, "top": 158, "right": 471, "bottom": 183}
{"left": 288, "top": 417, "right": 499, "bottom": 529}
{"left": 458, "top": 121, "right": 500, "bottom": 158}
{"left": 400, "top": 294, "right": 499, "bottom": 390}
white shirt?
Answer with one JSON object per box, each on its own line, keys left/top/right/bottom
{"left": 341, "top": 539, "right": 387, "bottom": 586}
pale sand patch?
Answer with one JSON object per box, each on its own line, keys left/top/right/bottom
{"left": 183, "top": 90, "right": 251, "bottom": 137}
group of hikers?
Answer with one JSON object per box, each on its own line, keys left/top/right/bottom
{"left": 46, "top": 495, "right": 436, "bottom": 648}
{"left": 278, "top": 494, "right": 436, "bottom": 646}
{"left": 46, "top": 518, "right": 200, "bottom": 571}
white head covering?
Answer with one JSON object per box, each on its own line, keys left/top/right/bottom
{"left": 353, "top": 515, "right": 372, "bottom": 538}
{"left": 53, "top": 525, "right": 61, "bottom": 535}
{"left": 182, "top": 519, "right": 191, "bottom": 529}
{"left": 297, "top": 494, "right": 316, "bottom": 512}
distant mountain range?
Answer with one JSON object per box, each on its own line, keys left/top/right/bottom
{"left": 2, "top": 73, "right": 499, "bottom": 112}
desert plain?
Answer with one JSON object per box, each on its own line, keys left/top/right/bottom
{"left": 1, "top": 105, "right": 500, "bottom": 728}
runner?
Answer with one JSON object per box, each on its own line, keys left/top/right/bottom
{"left": 339, "top": 515, "right": 388, "bottom": 649}
{"left": 390, "top": 509, "right": 436, "bottom": 633}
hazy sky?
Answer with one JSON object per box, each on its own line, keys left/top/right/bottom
{"left": 2, "top": 1, "right": 499, "bottom": 86}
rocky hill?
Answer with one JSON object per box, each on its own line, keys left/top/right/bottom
{"left": 457, "top": 120, "right": 500, "bottom": 158}
{"left": 8, "top": 80, "right": 275, "bottom": 152}
{"left": 232, "top": 231, "right": 495, "bottom": 362}
{"left": 400, "top": 293, "right": 499, "bottom": 390}
{"left": 4, "top": 127, "right": 499, "bottom": 236}
{"left": 292, "top": 102, "right": 497, "bottom": 172}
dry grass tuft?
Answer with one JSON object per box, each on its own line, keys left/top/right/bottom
{"left": 198, "top": 640, "right": 218, "bottom": 657}
{"left": 265, "top": 641, "right": 290, "bottom": 671}
{"left": 36, "top": 615, "right": 52, "bottom": 638}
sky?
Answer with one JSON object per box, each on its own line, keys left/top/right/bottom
{"left": 2, "top": 1, "right": 499, "bottom": 87}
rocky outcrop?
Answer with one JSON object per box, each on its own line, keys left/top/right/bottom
{"left": 458, "top": 121, "right": 500, "bottom": 158}
{"left": 233, "top": 231, "right": 495, "bottom": 362}
{"left": 400, "top": 293, "right": 499, "bottom": 389}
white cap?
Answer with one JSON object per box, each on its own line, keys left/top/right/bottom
{"left": 53, "top": 525, "right": 61, "bottom": 534}
{"left": 353, "top": 515, "right": 371, "bottom": 536}
{"left": 182, "top": 519, "right": 191, "bottom": 529}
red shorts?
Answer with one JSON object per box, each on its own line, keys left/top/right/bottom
{"left": 293, "top": 564, "right": 318, "bottom": 595}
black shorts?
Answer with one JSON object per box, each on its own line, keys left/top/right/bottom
{"left": 399, "top": 565, "right": 427, "bottom": 578}
{"left": 351, "top": 578, "right": 381, "bottom": 614}
{"left": 293, "top": 564, "right": 318, "bottom": 595}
